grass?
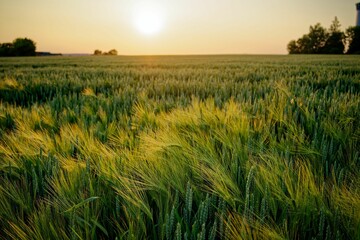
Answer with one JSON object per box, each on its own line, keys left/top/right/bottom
{"left": 0, "top": 55, "right": 359, "bottom": 239}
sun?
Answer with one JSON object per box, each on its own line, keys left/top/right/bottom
{"left": 132, "top": 2, "right": 165, "bottom": 35}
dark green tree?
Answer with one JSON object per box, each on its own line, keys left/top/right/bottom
{"left": 12, "top": 38, "right": 36, "bottom": 56}
{"left": 287, "top": 23, "right": 328, "bottom": 54}
{"left": 323, "top": 17, "right": 345, "bottom": 54}
{"left": 108, "top": 49, "right": 118, "bottom": 55}
{"left": 0, "top": 43, "right": 14, "bottom": 56}
{"left": 346, "top": 26, "right": 360, "bottom": 54}
{"left": 94, "top": 49, "right": 102, "bottom": 55}
{"left": 297, "top": 34, "right": 312, "bottom": 54}
{"left": 287, "top": 40, "right": 299, "bottom": 54}
{"left": 307, "top": 23, "right": 328, "bottom": 53}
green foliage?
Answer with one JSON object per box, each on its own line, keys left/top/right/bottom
{"left": 323, "top": 17, "right": 345, "bottom": 54}
{"left": 346, "top": 26, "right": 360, "bottom": 54}
{"left": 12, "top": 38, "right": 36, "bottom": 56}
{"left": 0, "top": 55, "right": 359, "bottom": 239}
{"left": 0, "top": 43, "right": 14, "bottom": 57}
{"left": 0, "top": 38, "right": 36, "bottom": 57}
{"left": 93, "top": 49, "right": 118, "bottom": 56}
{"left": 288, "top": 17, "right": 346, "bottom": 54}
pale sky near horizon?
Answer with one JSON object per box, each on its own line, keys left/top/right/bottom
{"left": 0, "top": 0, "right": 358, "bottom": 55}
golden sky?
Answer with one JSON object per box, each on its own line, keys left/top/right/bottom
{"left": 0, "top": 0, "right": 358, "bottom": 55}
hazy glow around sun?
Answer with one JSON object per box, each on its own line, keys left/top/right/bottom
{"left": 132, "top": 1, "right": 165, "bottom": 35}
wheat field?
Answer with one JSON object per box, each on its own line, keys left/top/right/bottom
{"left": 0, "top": 55, "right": 359, "bottom": 239}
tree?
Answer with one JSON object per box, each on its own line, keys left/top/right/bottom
{"left": 346, "top": 26, "right": 360, "bottom": 54}
{"left": 307, "top": 23, "right": 328, "bottom": 53}
{"left": 287, "top": 23, "right": 328, "bottom": 54}
{"left": 93, "top": 49, "right": 118, "bottom": 55}
{"left": 329, "top": 16, "right": 341, "bottom": 33}
{"left": 324, "top": 31, "right": 345, "bottom": 54}
{"left": 12, "top": 38, "right": 36, "bottom": 56}
{"left": 94, "top": 49, "right": 102, "bottom": 55}
{"left": 323, "top": 17, "right": 345, "bottom": 54}
{"left": 108, "top": 49, "right": 118, "bottom": 55}
{"left": 287, "top": 18, "right": 348, "bottom": 54}
{"left": 297, "top": 34, "right": 312, "bottom": 54}
{"left": 287, "top": 40, "right": 299, "bottom": 54}
{"left": 0, "top": 43, "right": 14, "bottom": 56}
{"left": 0, "top": 38, "right": 36, "bottom": 57}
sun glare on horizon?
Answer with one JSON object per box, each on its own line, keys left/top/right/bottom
{"left": 132, "top": 1, "right": 165, "bottom": 36}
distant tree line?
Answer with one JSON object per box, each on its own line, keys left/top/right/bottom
{"left": 93, "top": 49, "right": 118, "bottom": 56}
{"left": 288, "top": 17, "right": 360, "bottom": 54}
{"left": 0, "top": 38, "right": 36, "bottom": 56}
